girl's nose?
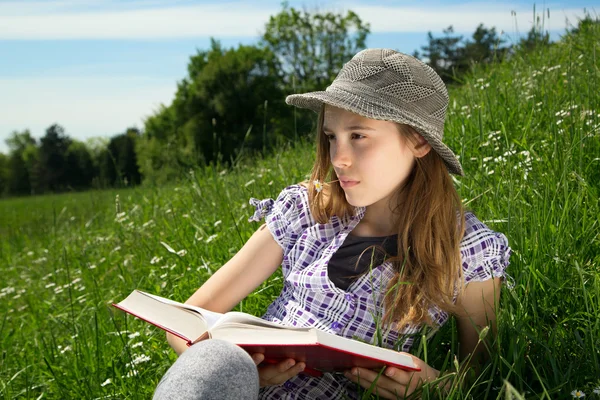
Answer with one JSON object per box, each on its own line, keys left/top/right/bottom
{"left": 331, "top": 141, "right": 352, "bottom": 169}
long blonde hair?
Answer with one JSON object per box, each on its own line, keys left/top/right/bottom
{"left": 307, "top": 107, "right": 465, "bottom": 329}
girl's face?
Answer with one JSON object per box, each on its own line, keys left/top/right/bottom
{"left": 323, "top": 105, "right": 430, "bottom": 212}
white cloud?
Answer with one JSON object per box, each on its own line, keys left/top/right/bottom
{"left": 0, "top": 1, "right": 592, "bottom": 40}
{"left": 0, "top": 1, "right": 278, "bottom": 39}
{"left": 0, "top": 76, "right": 175, "bottom": 150}
{"left": 350, "top": 3, "right": 590, "bottom": 34}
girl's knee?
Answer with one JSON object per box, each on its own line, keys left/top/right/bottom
{"left": 154, "top": 340, "right": 259, "bottom": 400}
{"left": 186, "top": 339, "right": 256, "bottom": 372}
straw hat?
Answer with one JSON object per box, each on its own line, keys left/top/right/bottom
{"left": 286, "top": 48, "right": 463, "bottom": 176}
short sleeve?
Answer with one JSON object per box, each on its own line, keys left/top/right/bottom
{"left": 461, "top": 213, "right": 512, "bottom": 286}
{"left": 248, "top": 185, "right": 310, "bottom": 258}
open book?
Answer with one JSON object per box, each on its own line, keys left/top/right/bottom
{"left": 113, "top": 290, "right": 419, "bottom": 376}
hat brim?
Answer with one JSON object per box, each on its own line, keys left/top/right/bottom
{"left": 286, "top": 90, "right": 464, "bottom": 176}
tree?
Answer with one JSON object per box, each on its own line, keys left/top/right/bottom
{"left": 420, "top": 26, "right": 465, "bottom": 83}
{"left": 518, "top": 7, "right": 551, "bottom": 52}
{"left": 137, "top": 104, "right": 181, "bottom": 184}
{"left": 37, "top": 124, "right": 71, "bottom": 192}
{"left": 519, "top": 22, "right": 550, "bottom": 52}
{"left": 0, "top": 153, "right": 8, "bottom": 197}
{"left": 463, "top": 24, "right": 508, "bottom": 65}
{"left": 566, "top": 13, "right": 600, "bottom": 36}
{"left": 420, "top": 24, "right": 510, "bottom": 83}
{"left": 261, "top": 1, "right": 370, "bottom": 93}
{"left": 164, "top": 40, "right": 284, "bottom": 166}
{"left": 65, "top": 140, "right": 95, "bottom": 189}
{"left": 5, "top": 130, "right": 37, "bottom": 195}
{"left": 101, "top": 128, "right": 142, "bottom": 187}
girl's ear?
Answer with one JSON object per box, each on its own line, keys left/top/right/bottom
{"left": 410, "top": 133, "right": 432, "bottom": 158}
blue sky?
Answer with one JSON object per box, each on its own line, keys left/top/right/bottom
{"left": 0, "top": 0, "right": 596, "bottom": 154}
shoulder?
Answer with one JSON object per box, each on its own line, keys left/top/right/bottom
{"left": 460, "top": 211, "right": 511, "bottom": 283}
{"left": 248, "top": 183, "right": 312, "bottom": 226}
{"left": 248, "top": 184, "right": 314, "bottom": 255}
{"left": 274, "top": 184, "right": 310, "bottom": 215}
{"left": 460, "top": 212, "right": 509, "bottom": 252}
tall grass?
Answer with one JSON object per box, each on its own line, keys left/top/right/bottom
{"left": 1, "top": 17, "right": 599, "bottom": 400}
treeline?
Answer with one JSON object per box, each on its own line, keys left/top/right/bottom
{"left": 1, "top": 3, "right": 590, "bottom": 197}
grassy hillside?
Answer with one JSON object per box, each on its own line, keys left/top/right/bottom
{"left": 1, "top": 19, "right": 598, "bottom": 399}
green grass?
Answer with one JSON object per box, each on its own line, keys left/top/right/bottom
{"left": 1, "top": 20, "right": 599, "bottom": 399}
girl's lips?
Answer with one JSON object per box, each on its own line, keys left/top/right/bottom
{"left": 340, "top": 180, "right": 359, "bottom": 189}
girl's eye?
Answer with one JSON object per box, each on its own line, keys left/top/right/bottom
{"left": 324, "top": 133, "right": 365, "bottom": 141}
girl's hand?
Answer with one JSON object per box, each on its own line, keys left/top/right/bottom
{"left": 344, "top": 354, "right": 447, "bottom": 399}
{"left": 250, "top": 353, "right": 306, "bottom": 388}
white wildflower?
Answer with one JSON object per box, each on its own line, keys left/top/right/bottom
{"left": 131, "top": 354, "right": 151, "bottom": 365}
{"left": 313, "top": 180, "right": 323, "bottom": 193}
{"left": 206, "top": 234, "right": 218, "bottom": 244}
{"left": 126, "top": 369, "right": 138, "bottom": 378}
{"left": 60, "top": 345, "right": 72, "bottom": 354}
{"left": 123, "top": 255, "right": 133, "bottom": 266}
{"left": 150, "top": 256, "right": 162, "bottom": 265}
{"left": 101, "top": 378, "right": 112, "bottom": 387}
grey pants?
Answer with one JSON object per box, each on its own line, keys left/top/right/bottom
{"left": 153, "top": 339, "right": 260, "bottom": 400}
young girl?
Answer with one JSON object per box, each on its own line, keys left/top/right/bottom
{"left": 154, "top": 48, "right": 510, "bottom": 400}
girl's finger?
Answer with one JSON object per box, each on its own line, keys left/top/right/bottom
{"left": 250, "top": 353, "right": 264, "bottom": 366}
{"left": 344, "top": 371, "right": 403, "bottom": 399}
{"left": 344, "top": 369, "right": 410, "bottom": 399}
{"left": 258, "top": 359, "right": 303, "bottom": 386}
{"left": 271, "top": 362, "right": 305, "bottom": 385}
{"left": 259, "top": 359, "right": 295, "bottom": 380}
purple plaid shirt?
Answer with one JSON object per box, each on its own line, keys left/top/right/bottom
{"left": 248, "top": 185, "right": 511, "bottom": 399}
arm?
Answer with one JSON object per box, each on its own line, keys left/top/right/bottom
{"left": 167, "top": 224, "right": 284, "bottom": 355}
{"left": 345, "top": 278, "right": 503, "bottom": 399}
{"left": 455, "top": 277, "right": 502, "bottom": 366}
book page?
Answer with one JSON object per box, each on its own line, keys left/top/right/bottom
{"left": 212, "top": 325, "right": 317, "bottom": 344}
{"left": 142, "top": 292, "right": 224, "bottom": 328}
{"left": 116, "top": 291, "right": 209, "bottom": 342}
{"left": 215, "top": 312, "right": 312, "bottom": 331}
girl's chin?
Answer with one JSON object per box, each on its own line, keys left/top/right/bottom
{"left": 343, "top": 194, "right": 369, "bottom": 208}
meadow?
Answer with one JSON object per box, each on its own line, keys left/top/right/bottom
{"left": 1, "top": 21, "right": 599, "bottom": 399}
